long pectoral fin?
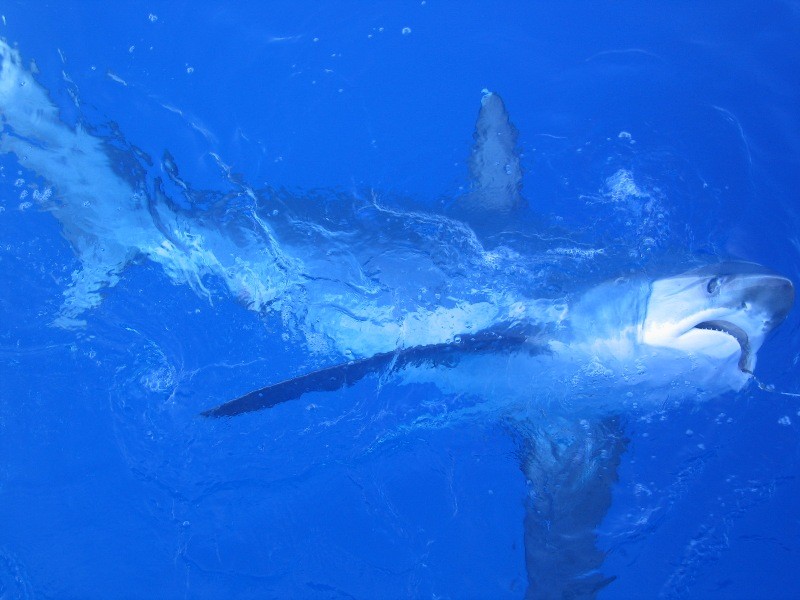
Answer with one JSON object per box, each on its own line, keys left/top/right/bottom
{"left": 201, "top": 326, "right": 535, "bottom": 417}
{"left": 520, "top": 417, "right": 627, "bottom": 599}
{"left": 201, "top": 351, "right": 397, "bottom": 417}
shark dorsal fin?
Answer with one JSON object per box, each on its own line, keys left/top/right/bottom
{"left": 464, "top": 90, "right": 524, "bottom": 213}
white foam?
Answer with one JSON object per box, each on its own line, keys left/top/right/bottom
{"left": 0, "top": 40, "right": 297, "bottom": 325}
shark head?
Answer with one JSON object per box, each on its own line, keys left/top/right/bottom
{"left": 641, "top": 262, "right": 794, "bottom": 376}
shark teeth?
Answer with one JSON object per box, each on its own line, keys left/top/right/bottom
{"left": 694, "top": 320, "right": 752, "bottom": 373}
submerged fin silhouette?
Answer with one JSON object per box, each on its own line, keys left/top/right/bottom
{"left": 521, "top": 417, "right": 627, "bottom": 599}
{"left": 202, "top": 325, "right": 539, "bottom": 417}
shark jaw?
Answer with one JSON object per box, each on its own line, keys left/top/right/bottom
{"left": 641, "top": 262, "right": 794, "bottom": 378}
{"left": 693, "top": 320, "right": 752, "bottom": 372}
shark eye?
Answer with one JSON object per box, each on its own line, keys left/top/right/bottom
{"left": 706, "top": 277, "right": 720, "bottom": 294}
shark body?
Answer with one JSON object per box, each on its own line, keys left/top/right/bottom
{"left": 204, "top": 262, "right": 794, "bottom": 419}
{"left": 202, "top": 259, "right": 793, "bottom": 598}
{"left": 0, "top": 39, "right": 795, "bottom": 597}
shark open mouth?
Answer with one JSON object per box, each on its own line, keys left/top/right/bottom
{"left": 694, "top": 320, "right": 752, "bottom": 373}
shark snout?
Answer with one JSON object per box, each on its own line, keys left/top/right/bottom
{"left": 731, "top": 272, "right": 794, "bottom": 334}
{"left": 758, "top": 276, "right": 794, "bottom": 330}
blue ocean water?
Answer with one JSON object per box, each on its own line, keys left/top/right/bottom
{"left": 1, "top": 2, "right": 799, "bottom": 598}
